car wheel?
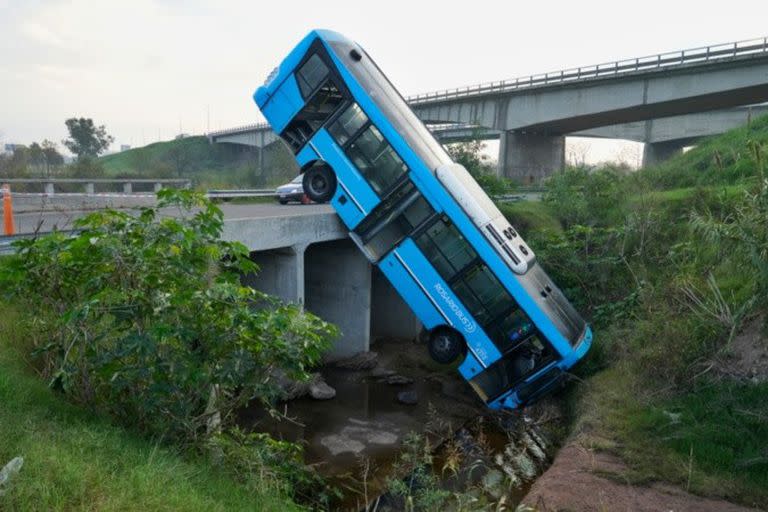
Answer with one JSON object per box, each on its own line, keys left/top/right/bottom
{"left": 302, "top": 164, "right": 336, "bottom": 203}
{"left": 427, "top": 328, "right": 464, "bottom": 365}
{"left": 278, "top": 199, "right": 288, "bottom": 205}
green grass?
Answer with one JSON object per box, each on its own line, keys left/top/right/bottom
{"left": 577, "top": 366, "right": 768, "bottom": 507}
{"left": 99, "top": 136, "right": 298, "bottom": 189}
{"left": 498, "top": 200, "right": 563, "bottom": 236}
{"left": 640, "top": 113, "right": 768, "bottom": 189}
{"left": 0, "top": 304, "right": 300, "bottom": 512}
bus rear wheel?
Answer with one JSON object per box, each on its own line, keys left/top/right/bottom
{"left": 427, "top": 328, "right": 464, "bottom": 365}
{"left": 303, "top": 164, "right": 336, "bottom": 203}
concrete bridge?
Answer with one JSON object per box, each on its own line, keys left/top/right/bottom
{"left": 223, "top": 205, "right": 419, "bottom": 360}
{"left": 209, "top": 36, "right": 768, "bottom": 181}
{"left": 10, "top": 202, "right": 416, "bottom": 360}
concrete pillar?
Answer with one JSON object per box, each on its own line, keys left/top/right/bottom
{"left": 154, "top": 182, "right": 163, "bottom": 193}
{"left": 304, "top": 239, "right": 371, "bottom": 361}
{"left": 242, "top": 244, "right": 305, "bottom": 305}
{"left": 123, "top": 182, "right": 133, "bottom": 194}
{"left": 371, "top": 267, "right": 421, "bottom": 341}
{"left": 85, "top": 183, "right": 95, "bottom": 195}
{"left": 642, "top": 140, "right": 687, "bottom": 167}
{"left": 499, "top": 131, "right": 565, "bottom": 184}
{"left": 44, "top": 182, "right": 55, "bottom": 195}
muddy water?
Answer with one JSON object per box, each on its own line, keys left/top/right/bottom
{"left": 242, "top": 338, "right": 557, "bottom": 510}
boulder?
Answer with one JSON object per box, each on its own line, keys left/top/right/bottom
{"left": 334, "top": 351, "right": 379, "bottom": 370}
{"left": 382, "top": 374, "right": 414, "bottom": 385}
{"left": 309, "top": 379, "right": 336, "bottom": 400}
{"left": 397, "top": 390, "right": 418, "bottom": 405}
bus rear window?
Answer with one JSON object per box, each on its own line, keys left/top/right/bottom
{"left": 281, "top": 79, "right": 344, "bottom": 152}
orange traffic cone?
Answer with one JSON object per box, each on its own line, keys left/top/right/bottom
{"left": 3, "top": 184, "right": 15, "bottom": 236}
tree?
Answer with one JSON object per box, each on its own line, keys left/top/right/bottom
{"left": 41, "top": 139, "right": 64, "bottom": 176}
{"left": 165, "top": 142, "right": 196, "bottom": 177}
{"left": 63, "top": 117, "right": 114, "bottom": 160}
{"left": 28, "top": 142, "right": 46, "bottom": 172}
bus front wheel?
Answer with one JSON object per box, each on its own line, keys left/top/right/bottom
{"left": 303, "top": 164, "right": 337, "bottom": 203}
{"left": 428, "top": 328, "right": 464, "bottom": 365}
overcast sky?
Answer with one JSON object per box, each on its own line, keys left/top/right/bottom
{"left": 1, "top": 0, "right": 767, "bottom": 156}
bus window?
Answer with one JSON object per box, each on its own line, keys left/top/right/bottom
{"left": 346, "top": 125, "right": 408, "bottom": 195}
{"left": 414, "top": 217, "right": 476, "bottom": 282}
{"left": 354, "top": 181, "right": 435, "bottom": 261}
{"left": 452, "top": 263, "right": 509, "bottom": 325}
{"left": 281, "top": 79, "right": 344, "bottom": 152}
{"left": 328, "top": 103, "right": 368, "bottom": 145}
{"left": 296, "top": 54, "right": 329, "bottom": 98}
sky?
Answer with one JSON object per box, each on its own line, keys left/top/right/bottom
{"left": 1, "top": 0, "right": 767, "bottom": 162}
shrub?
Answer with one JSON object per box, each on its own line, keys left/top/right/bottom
{"left": 1, "top": 190, "right": 336, "bottom": 444}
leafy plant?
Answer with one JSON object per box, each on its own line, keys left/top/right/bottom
{"left": 1, "top": 189, "right": 336, "bottom": 444}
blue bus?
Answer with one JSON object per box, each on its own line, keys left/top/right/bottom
{"left": 254, "top": 30, "right": 592, "bottom": 410}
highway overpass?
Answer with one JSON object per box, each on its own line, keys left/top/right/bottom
{"left": 209, "top": 36, "right": 768, "bottom": 181}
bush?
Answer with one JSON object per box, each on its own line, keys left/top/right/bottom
{"left": 1, "top": 190, "right": 336, "bottom": 444}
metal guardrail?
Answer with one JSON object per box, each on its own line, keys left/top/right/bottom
{"left": 206, "top": 189, "right": 275, "bottom": 198}
{"left": 2, "top": 178, "right": 191, "bottom": 196}
{"left": 406, "top": 36, "right": 768, "bottom": 104}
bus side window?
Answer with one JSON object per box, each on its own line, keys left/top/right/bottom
{"left": 328, "top": 103, "right": 368, "bottom": 145}
{"left": 414, "top": 218, "right": 476, "bottom": 282}
{"left": 296, "top": 54, "right": 329, "bottom": 99}
{"left": 346, "top": 125, "right": 408, "bottom": 195}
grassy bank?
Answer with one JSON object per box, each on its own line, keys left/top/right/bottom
{"left": 503, "top": 118, "right": 768, "bottom": 508}
{"left": 0, "top": 304, "right": 299, "bottom": 511}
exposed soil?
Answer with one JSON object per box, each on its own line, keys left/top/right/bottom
{"left": 521, "top": 442, "right": 761, "bottom": 512}
{"left": 712, "top": 315, "right": 768, "bottom": 383}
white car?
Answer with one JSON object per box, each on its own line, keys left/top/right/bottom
{"left": 275, "top": 175, "right": 308, "bottom": 204}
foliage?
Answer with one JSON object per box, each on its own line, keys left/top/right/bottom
{"left": 63, "top": 117, "right": 115, "bottom": 160}
{"left": 542, "top": 166, "right": 628, "bottom": 228}
{"left": 386, "top": 433, "right": 452, "bottom": 511}
{"left": 638, "top": 113, "right": 768, "bottom": 189}
{"left": 446, "top": 139, "right": 515, "bottom": 195}
{"left": 690, "top": 140, "right": 768, "bottom": 308}
{"left": 0, "top": 189, "right": 336, "bottom": 444}
{"left": 209, "top": 428, "right": 337, "bottom": 508}
{"left": 0, "top": 302, "right": 299, "bottom": 511}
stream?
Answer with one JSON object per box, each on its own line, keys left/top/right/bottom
{"left": 242, "top": 338, "right": 563, "bottom": 510}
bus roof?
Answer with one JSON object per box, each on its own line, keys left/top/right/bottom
{"left": 253, "top": 29, "right": 352, "bottom": 108}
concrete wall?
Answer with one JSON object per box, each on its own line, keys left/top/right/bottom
{"left": 371, "top": 267, "right": 422, "bottom": 341}
{"left": 304, "top": 239, "right": 371, "bottom": 360}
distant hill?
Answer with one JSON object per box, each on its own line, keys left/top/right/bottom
{"left": 100, "top": 136, "right": 298, "bottom": 189}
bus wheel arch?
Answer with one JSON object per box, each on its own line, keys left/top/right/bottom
{"left": 426, "top": 326, "right": 466, "bottom": 365}
{"left": 301, "top": 160, "right": 337, "bottom": 203}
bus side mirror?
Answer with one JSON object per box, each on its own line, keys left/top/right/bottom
{"left": 350, "top": 49, "right": 362, "bottom": 61}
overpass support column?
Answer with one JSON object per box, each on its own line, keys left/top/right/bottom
{"left": 305, "top": 239, "right": 371, "bottom": 361}
{"left": 371, "top": 267, "right": 421, "bottom": 341}
{"left": 243, "top": 244, "right": 306, "bottom": 305}
{"left": 642, "top": 140, "right": 688, "bottom": 167}
{"left": 499, "top": 131, "right": 565, "bottom": 184}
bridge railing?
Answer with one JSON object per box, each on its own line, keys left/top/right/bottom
{"left": 407, "top": 36, "right": 768, "bottom": 104}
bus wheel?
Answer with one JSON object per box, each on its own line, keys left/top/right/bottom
{"left": 303, "top": 164, "right": 336, "bottom": 203}
{"left": 427, "top": 328, "right": 464, "bottom": 365}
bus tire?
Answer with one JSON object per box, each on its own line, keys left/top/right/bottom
{"left": 427, "top": 328, "right": 464, "bottom": 365}
{"left": 303, "top": 164, "right": 336, "bottom": 203}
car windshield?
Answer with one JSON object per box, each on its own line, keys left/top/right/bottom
{"left": 291, "top": 175, "right": 303, "bottom": 184}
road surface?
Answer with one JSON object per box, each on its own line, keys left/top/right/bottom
{"left": 11, "top": 202, "right": 334, "bottom": 235}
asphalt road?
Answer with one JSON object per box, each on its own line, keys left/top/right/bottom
{"left": 11, "top": 202, "right": 334, "bottom": 235}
